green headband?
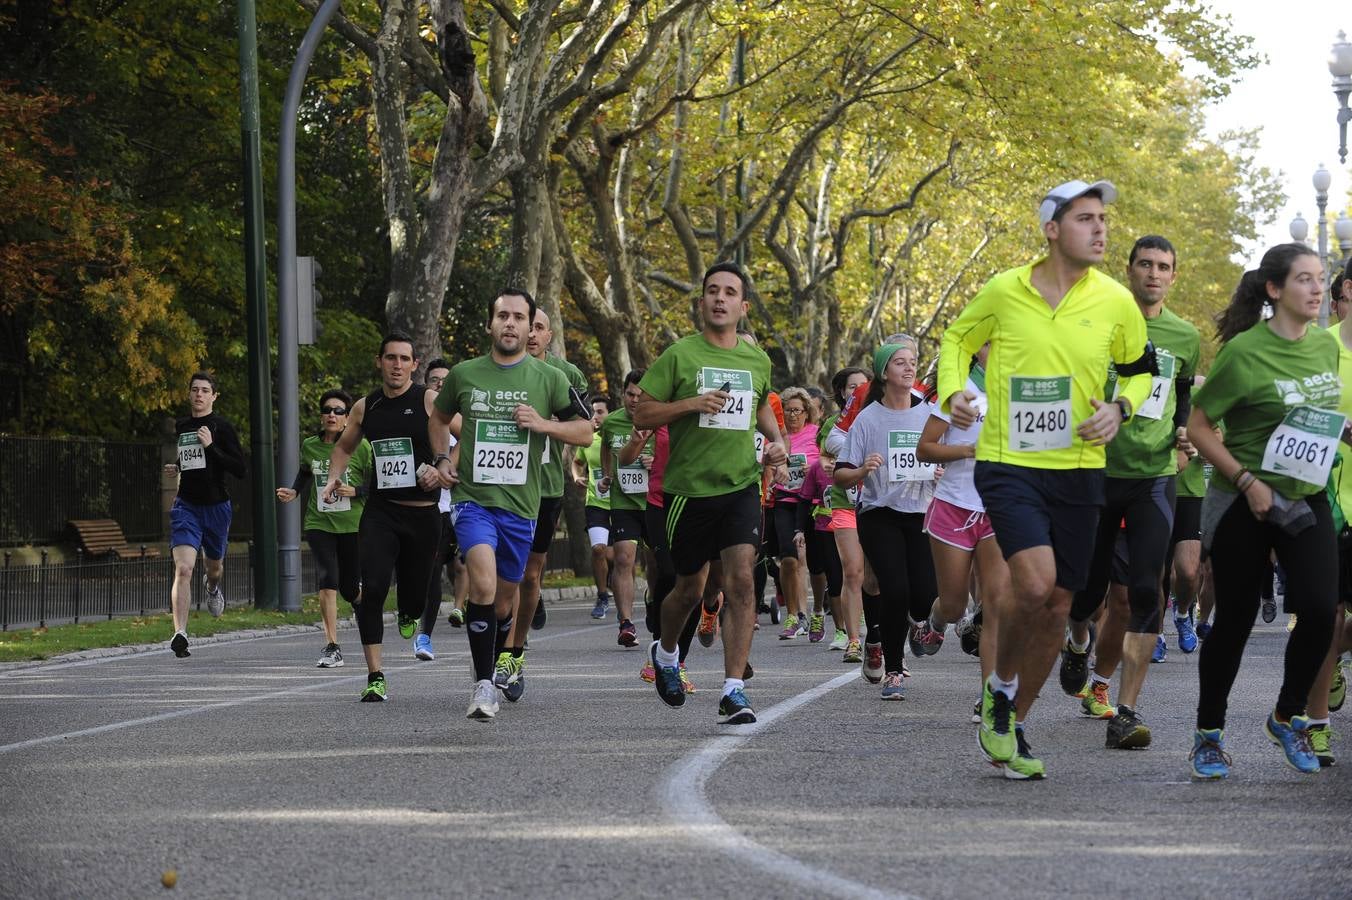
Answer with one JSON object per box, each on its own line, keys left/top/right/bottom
{"left": 873, "top": 343, "right": 908, "bottom": 379}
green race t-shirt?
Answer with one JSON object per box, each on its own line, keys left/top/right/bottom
{"left": 1176, "top": 453, "right": 1207, "bottom": 499}
{"left": 1193, "top": 322, "right": 1343, "bottom": 499}
{"left": 435, "top": 354, "right": 575, "bottom": 519}
{"left": 1104, "top": 306, "right": 1201, "bottom": 479}
{"left": 600, "top": 407, "right": 652, "bottom": 511}
{"left": 576, "top": 431, "right": 611, "bottom": 510}
{"left": 301, "top": 435, "right": 372, "bottom": 533}
{"left": 538, "top": 354, "right": 588, "bottom": 500}
{"left": 1327, "top": 323, "right": 1352, "bottom": 517}
{"left": 639, "top": 334, "right": 772, "bottom": 498}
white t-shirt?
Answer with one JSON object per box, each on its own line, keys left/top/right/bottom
{"left": 840, "top": 399, "right": 937, "bottom": 514}
{"left": 438, "top": 434, "right": 459, "bottom": 514}
{"left": 931, "top": 372, "right": 987, "bottom": 512}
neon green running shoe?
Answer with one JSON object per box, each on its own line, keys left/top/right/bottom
{"left": 1309, "top": 723, "right": 1336, "bottom": 768}
{"left": 1004, "top": 729, "right": 1046, "bottom": 780}
{"left": 978, "top": 680, "right": 1016, "bottom": 765}
{"left": 397, "top": 613, "right": 418, "bottom": 640}
{"left": 359, "top": 673, "right": 388, "bottom": 702}
{"left": 492, "top": 652, "right": 518, "bottom": 689}
{"left": 1329, "top": 661, "right": 1346, "bottom": 713}
{"left": 1080, "top": 681, "right": 1117, "bottom": 719}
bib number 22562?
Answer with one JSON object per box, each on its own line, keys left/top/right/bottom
{"left": 473, "top": 420, "right": 529, "bottom": 485}
{"left": 1008, "top": 376, "right": 1071, "bottom": 452}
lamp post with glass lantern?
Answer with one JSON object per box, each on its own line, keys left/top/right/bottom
{"left": 1315, "top": 165, "right": 1332, "bottom": 325}
{"left": 1290, "top": 212, "right": 1309, "bottom": 244}
{"left": 1332, "top": 31, "right": 1352, "bottom": 165}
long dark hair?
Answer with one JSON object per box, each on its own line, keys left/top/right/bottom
{"left": 830, "top": 366, "right": 867, "bottom": 408}
{"left": 1215, "top": 243, "right": 1318, "bottom": 344}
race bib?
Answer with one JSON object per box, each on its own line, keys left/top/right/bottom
{"left": 1260, "top": 406, "right": 1346, "bottom": 487}
{"left": 698, "top": 367, "right": 754, "bottom": 431}
{"left": 592, "top": 467, "right": 610, "bottom": 499}
{"left": 177, "top": 432, "right": 206, "bottom": 471}
{"left": 1135, "top": 350, "right": 1177, "bottom": 421}
{"left": 618, "top": 464, "right": 648, "bottom": 495}
{"left": 888, "top": 431, "right": 934, "bottom": 482}
{"left": 311, "top": 459, "right": 350, "bottom": 512}
{"left": 754, "top": 431, "right": 766, "bottom": 463}
{"left": 541, "top": 438, "right": 552, "bottom": 466}
{"left": 1008, "top": 376, "right": 1071, "bottom": 452}
{"left": 473, "top": 420, "right": 530, "bottom": 485}
{"left": 785, "top": 453, "right": 807, "bottom": 491}
{"left": 372, "top": 438, "right": 416, "bottom": 490}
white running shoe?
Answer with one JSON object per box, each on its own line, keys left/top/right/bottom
{"left": 828, "top": 629, "right": 848, "bottom": 651}
{"left": 204, "top": 575, "right": 225, "bottom": 618}
{"left": 467, "top": 679, "right": 500, "bottom": 720}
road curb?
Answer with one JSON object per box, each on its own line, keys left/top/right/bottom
{"left": 0, "top": 585, "right": 611, "bottom": 673}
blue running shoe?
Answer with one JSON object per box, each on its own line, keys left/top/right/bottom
{"left": 717, "top": 688, "right": 756, "bottom": 725}
{"left": 1176, "top": 615, "right": 1198, "bottom": 654}
{"left": 1151, "top": 635, "right": 1167, "bottom": 663}
{"left": 650, "top": 642, "right": 685, "bottom": 708}
{"left": 1196, "top": 621, "right": 1212, "bottom": 642}
{"left": 1265, "top": 714, "right": 1320, "bottom": 774}
{"left": 1189, "top": 728, "right": 1230, "bottom": 780}
{"left": 413, "top": 633, "right": 434, "bottom": 661}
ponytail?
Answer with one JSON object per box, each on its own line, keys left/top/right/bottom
{"left": 1215, "top": 243, "right": 1318, "bottom": 344}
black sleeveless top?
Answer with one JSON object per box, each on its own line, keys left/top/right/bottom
{"left": 362, "top": 385, "right": 439, "bottom": 503}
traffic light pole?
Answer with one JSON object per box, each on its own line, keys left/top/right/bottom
{"left": 277, "top": 0, "right": 341, "bottom": 612}
{"left": 237, "top": 0, "right": 279, "bottom": 609}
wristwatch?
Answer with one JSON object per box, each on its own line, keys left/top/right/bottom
{"left": 434, "top": 453, "right": 451, "bottom": 466}
{"left": 1114, "top": 398, "right": 1132, "bottom": 422}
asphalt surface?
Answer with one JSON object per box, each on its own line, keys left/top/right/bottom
{"left": 0, "top": 605, "right": 1348, "bottom": 899}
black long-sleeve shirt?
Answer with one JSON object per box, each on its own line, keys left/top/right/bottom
{"left": 174, "top": 413, "right": 246, "bottom": 505}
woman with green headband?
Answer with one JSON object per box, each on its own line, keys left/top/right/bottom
{"left": 833, "top": 341, "right": 939, "bottom": 700}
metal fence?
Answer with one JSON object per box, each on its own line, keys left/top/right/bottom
{"left": 0, "top": 435, "right": 163, "bottom": 546}
{"left": 0, "top": 545, "right": 318, "bottom": 631}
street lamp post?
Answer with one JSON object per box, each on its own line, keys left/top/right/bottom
{"left": 1290, "top": 211, "right": 1309, "bottom": 244}
{"left": 1315, "top": 165, "right": 1332, "bottom": 326}
{"left": 1332, "top": 31, "right": 1352, "bottom": 165}
{"left": 1336, "top": 212, "right": 1352, "bottom": 280}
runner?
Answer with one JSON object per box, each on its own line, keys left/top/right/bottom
{"left": 634, "top": 261, "right": 788, "bottom": 725}
{"left": 823, "top": 366, "right": 871, "bottom": 664}
{"left": 165, "top": 372, "right": 246, "bottom": 657}
{"left": 1186, "top": 243, "right": 1343, "bottom": 778}
{"left": 275, "top": 389, "right": 371, "bottom": 667}
{"left": 799, "top": 450, "right": 844, "bottom": 650}
{"left": 938, "top": 179, "right": 1154, "bottom": 779}
{"left": 414, "top": 359, "right": 458, "bottom": 661}
{"left": 429, "top": 289, "right": 594, "bottom": 720}
{"left": 322, "top": 333, "right": 443, "bottom": 702}
{"left": 1303, "top": 259, "right": 1352, "bottom": 766}
{"left": 600, "top": 372, "right": 653, "bottom": 648}
{"left": 1164, "top": 377, "right": 1210, "bottom": 653}
{"left": 772, "top": 387, "right": 820, "bottom": 641}
{"left": 573, "top": 396, "right": 614, "bottom": 619}
{"left": 1060, "top": 234, "right": 1200, "bottom": 750}
{"left": 835, "top": 341, "right": 938, "bottom": 700}
{"left": 507, "top": 308, "right": 589, "bottom": 647}
{"left": 916, "top": 344, "right": 1010, "bottom": 716}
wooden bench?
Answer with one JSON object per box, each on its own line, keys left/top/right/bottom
{"left": 67, "top": 519, "right": 161, "bottom": 560}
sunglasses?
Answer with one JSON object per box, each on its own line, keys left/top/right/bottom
{"left": 321, "top": 406, "right": 348, "bottom": 415}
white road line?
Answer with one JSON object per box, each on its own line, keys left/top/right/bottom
{"left": 0, "top": 624, "right": 598, "bottom": 755}
{"left": 662, "top": 669, "right": 923, "bottom": 900}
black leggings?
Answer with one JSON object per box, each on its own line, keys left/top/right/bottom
{"left": 806, "top": 527, "right": 842, "bottom": 598}
{"left": 355, "top": 498, "right": 441, "bottom": 646}
{"left": 420, "top": 512, "right": 459, "bottom": 637}
{"left": 1197, "top": 491, "right": 1338, "bottom": 729}
{"left": 1071, "top": 476, "right": 1175, "bottom": 633}
{"left": 645, "top": 503, "right": 697, "bottom": 661}
{"left": 856, "top": 507, "right": 937, "bottom": 673}
{"left": 304, "top": 529, "right": 360, "bottom": 604}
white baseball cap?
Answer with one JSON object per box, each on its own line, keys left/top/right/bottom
{"left": 1038, "top": 179, "right": 1118, "bottom": 226}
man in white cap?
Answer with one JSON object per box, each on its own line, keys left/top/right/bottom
{"left": 937, "top": 179, "right": 1154, "bottom": 779}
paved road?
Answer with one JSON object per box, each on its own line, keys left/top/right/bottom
{"left": 0, "top": 606, "right": 1347, "bottom": 899}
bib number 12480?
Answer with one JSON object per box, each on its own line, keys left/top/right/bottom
{"left": 1008, "top": 376, "right": 1071, "bottom": 452}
